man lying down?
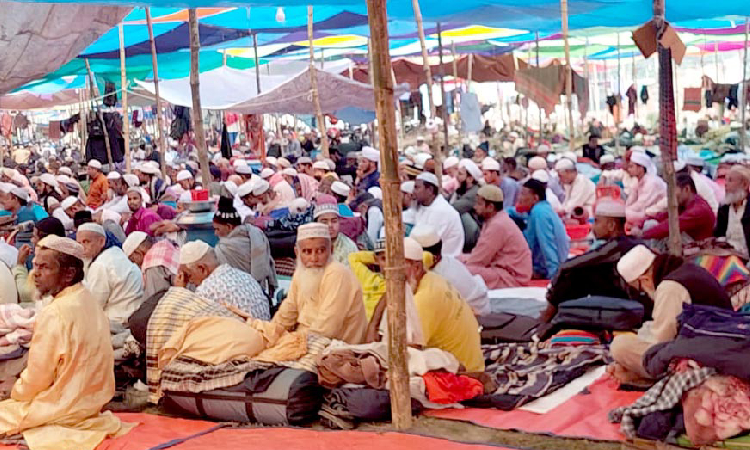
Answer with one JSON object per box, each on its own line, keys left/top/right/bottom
{"left": 0, "top": 236, "right": 134, "bottom": 450}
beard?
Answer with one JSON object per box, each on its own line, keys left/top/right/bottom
{"left": 724, "top": 190, "right": 748, "bottom": 206}
{"left": 456, "top": 180, "right": 468, "bottom": 195}
{"left": 294, "top": 258, "right": 329, "bottom": 299}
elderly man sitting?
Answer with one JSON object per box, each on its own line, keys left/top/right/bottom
{"left": 272, "top": 223, "right": 367, "bottom": 343}
{"left": 715, "top": 165, "right": 750, "bottom": 259}
{"left": 0, "top": 236, "right": 132, "bottom": 450}
{"left": 122, "top": 232, "right": 179, "bottom": 300}
{"left": 314, "top": 202, "right": 358, "bottom": 267}
{"left": 76, "top": 223, "right": 144, "bottom": 325}
{"left": 177, "top": 240, "right": 270, "bottom": 320}
{"left": 556, "top": 157, "right": 596, "bottom": 218}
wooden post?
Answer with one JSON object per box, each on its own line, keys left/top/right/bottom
{"left": 146, "top": 7, "right": 167, "bottom": 178}
{"left": 365, "top": 0, "right": 411, "bottom": 430}
{"left": 189, "top": 9, "right": 211, "bottom": 188}
{"left": 451, "top": 41, "right": 461, "bottom": 142}
{"left": 654, "top": 0, "right": 682, "bottom": 256}
{"left": 526, "top": 45, "right": 531, "bottom": 135}
{"left": 467, "top": 53, "right": 474, "bottom": 91}
{"left": 741, "top": 18, "right": 749, "bottom": 150}
{"left": 560, "top": 0, "right": 575, "bottom": 152}
{"left": 632, "top": 53, "right": 637, "bottom": 120}
{"left": 437, "top": 23, "right": 450, "bottom": 155}
{"left": 79, "top": 88, "right": 87, "bottom": 155}
{"left": 118, "top": 22, "right": 131, "bottom": 173}
{"left": 714, "top": 42, "right": 720, "bottom": 81}
{"left": 84, "top": 59, "right": 114, "bottom": 169}
{"left": 412, "top": 0, "right": 436, "bottom": 119}
{"left": 537, "top": 31, "right": 543, "bottom": 144}
{"left": 252, "top": 31, "right": 266, "bottom": 161}
{"left": 307, "top": 5, "right": 329, "bottom": 157}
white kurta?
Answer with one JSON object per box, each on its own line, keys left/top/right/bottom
{"left": 0, "top": 263, "right": 17, "bottom": 304}
{"left": 52, "top": 208, "right": 74, "bottom": 232}
{"left": 84, "top": 246, "right": 144, "bottom": 325}
{"left": 433, "top": 256, "right": 490, "bottom": 316}
{"left": 414, "top": 195, "right": 465, "bottom": 256}
{"left": 273, "top": 180, "right": 296, "bottom": 207}
{"left": 562, "top": 173, "right": 596, "bottom": 217}
{"left": 97, "top": 195, "right": 129, "bottom": 215}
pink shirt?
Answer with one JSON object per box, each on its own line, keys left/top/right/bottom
{"left": 125, "top": 207, "right": 163, "bottom": 236}
{"left": 626, "top": 174, "right": 666, "bottom": 223}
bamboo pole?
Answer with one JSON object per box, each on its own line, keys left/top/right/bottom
{"left": 537, "top": 32, "right": 543, "bottom": 143}
{"left": 560, "top": 0, "right": 575, "bottom": 151}
{"left": 252, "top": 32, "right": 267, "bottom": 161}
{"left": 526, "top": 45, "right": 531, "bottom": 135}
{"left": 741, "top": 18, "right": 749, "bottom": 150}
{"left": 118, "top": 23, "right": 131, "bottom": 173}
{"left": 467, "top": 53, "right": 474, "bottom": 91}
{"left": 84, "top": 59, "right": 114, "bottom": 169}
{"left": 437, "top": 23, "right": 450, "bottom": 155}
{"left": 451, "top": 41, "right": 461, "bottom": 142}
{"left": 188, "top": 9, "right": 211, "bottom": 188}
{"left": 715, "top": 41, "right": 720, "bottom": 81}
{"left": 146, "top": 8, "right": 167, "bottom": 178}
{"left": 412, "top": 0, "right": 436, "bottom": 119}
{"left": 365, "top": 0, "right": 411, "bottom": 429}
{"left": 654, "top": 0, "right": 682, "bottom": 256}
{"left": 632, "top": 53, "right": 637, "bottom": 120}
{"left": 307, "top": 6, "right": 329, "bottom": 158}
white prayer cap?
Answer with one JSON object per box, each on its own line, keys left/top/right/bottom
{"left": 362, "top": 146, "right": 380, "bottom": 162}
{"left": 563, "top": 151, "right": 577, "bottom": 162}
{"left": 0, "top": 182, "right": 14, "bottom": 194}
{"left": 368, "top": 186, "right": 382, "bottom": 200}
{"left": 416, "top": 172, "right": 439, "bottom": 187}
{"left": 509, "top": 131, "right": 519, "bottom": 138}
{"left": 252, "top": 179, "right": 270, "bottom": 196}
{"left": 122, "top": 231, "right": 148, "bottom": 257}
{"left": 416, "top": 135, "right": 425, "bottom": 141}
{"left": 231, "top": 159, "right": 244, "bottom": 168}
{"left": 297, "top": 156, "right": 313, "bottom": 164}
{"left": 410, "top": 224, "right": 441, "bottom": 248}
{"left": 101, "top": 209, "right": 121, "bottom": 225}
{"left": 47, "top": 197, "right": 60, "bottom": 210}
{"left": 555, "top": 158, "right": 576, "bottom": 171}
{"left": 532, "top": 169, "right": 550, "bottom": 183}
{"left": 236, "top": 164, "right": 253, "bottom": 175}
{"left": 414, "top": 153, "right": 431, "bottom": 169}
{"left": 297, "top": 223, "right": 331, "bottom": 242}
{"left": 140, "top": 161, "right": 160, "bottom": 175}
{"left": 36, "top": 235, "right": 85, "bottom": 262}
{"left": 87, "top": 159, "right": 103, "bottom": 170}
{"left": 594, "top": 198, "right": 627, "bottom": 218}
{"left": 312, "top": 161, "right": 329, "bottom": 171}
{"left": 277, "top": 157, "right": 291, "bottom": 168}
{"left": 59, "top": 167, "right": 73, "bottom": 177}
{"left": 481, "top": 157, "right": 501, "bottom": 172}
{"left": 537, "top": 144, "right": 551, "bottom": 153}
{"left": 403, "top": 237, "right": 424, "bottom": 261}
{"left": 40, "top": 173, "right": 57, "bottom": 186}
{"left": 11, "top": 172, "right": 25, "bottom": 185}
{"left": 127, "top": 186, "right": 144, "bottom": 198}
{"left": 617, "top": 244, "right": 656, "bottom": 283}
{"left": 77, "top": 222, "right": 105, "bottom": 237}
{"left": 459, "top": 159, "right": 483, "bottom": 181}
{"left": 176, "top": 170, "right": 193, "bottom": 182}
{"left": 528, "top": 156, "right": 547, "bottom": 171}
{"left": 10, "top": 188, "right": 29, "bottom": 202}
{"left": 687, "top": 156, "right": 705, "bottom": 167}
{"left": 266, "top": 157, "right": 278, "bottom": 166}
{"left": 443, "top": 156, "right": 459, "bottom": 170}
{"left": 404, "top": 145, "right": 417, "bottom": 157}
{"left": 331, "top": 181, "right": 350, "bottom": 197}
{"left": 237, "top": 181, "right": 255, "bottom": 198}
{"left": 674, "top": 160, "right": 687, "bottom": 172}
{"left": 289, "top": 197, "right": 310, "bottom": 214}
{"left": 282, "top": 168, "right": 298, "bottom": 177}
{"left": 180, "top": 240, "right": 210, "bottom": 265}
{"left": 260, "top": 168, "right": 275, "bottom": 179}
{"left": 314, "top": 202, "right": 339, "bottom": 219}
{"left": 60, "top": 196, "right": 79, "bottom": 211}
{"left": 325, "top": 158, "right": 336, "bottom": 171}
{"left": 547, "top": 153, "right": 559, "bottom": 163}
{"left": 107, "top": 171, "right": 122, "bottom": 181}
{"left": 123, "top": 174, "right": 140, "bottom": 187}
{"left": 600, "top": 154, "right": 615, "bottom": 165}
{"left": 400, "top": 181, "right": 415, "bottom": 194}
{"left": 630, "top": 151, "right": 651, "bottom": 169}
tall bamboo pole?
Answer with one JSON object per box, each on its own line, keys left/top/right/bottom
{"left": 118, "top": 23, "right": 131, "bottom": 173}
{"left": 654, "top": 0, "right": 682, "bottom": 256}
{"left": 437, "top": 23, "right": 450, "bottom": 155}
{"left": 560, "top": 0, "right": 575, "bottom": 151}
{"left": 537, "top": 32, "right": 543, "bottom": 143}
{"left": 146, "top": 8, "right": 167, "bottom": 178}
{"left": 84, "top": 59, "right": 114, "bottom": 169}
{"left": 252, "top": 31, "right": 266, "bottom": 161}
{"left": 526, "top": 45, "right": 531, "bottom": 135}
{"left": 188, "top": 9, "right": 211, "bottom": 188}
{"left": 632, "top": 53, "right": 637, "bottom": 120}
{"left": 451, "top": 41, "right": 461, "bottom": 142}
{"left": 741, "top": 18, "right": 749, "bottom": 150}
{"left": 412, "top": 0, "right": 436, "bottom": 119}
{"left": 365, "top": 0, "right": 411, "bottom": 430}
{"left": 307, "top": 6, "right": 329, "bottom": 157}
{"left": 715, "top": 41, "right": 720, "bottom": 81}
{"left": 467, "top": 53, "right": 474, "bottom": 91}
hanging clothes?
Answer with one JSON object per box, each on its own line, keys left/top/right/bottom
{"left": 220, "top": 123, "right": 231, "bottom": 159}
{"left": 640, "top": 86, "right": 649, "bottom": 104}
{"left": 728, "top": 84, "right": 739, "bottom": 109}
{"left": 683, "top": 88, "right": 702, "bottom": 112}
{"left": 626, "top": 85, "right": 637, "bottom": 116}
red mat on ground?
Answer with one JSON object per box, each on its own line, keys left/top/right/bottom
{"left": 426, "top": 375, "right": 643, "bottom": 441}
{"left": 0, "top": 413, "right": 529, "bottom": 450}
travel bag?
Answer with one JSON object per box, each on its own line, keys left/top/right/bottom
{"left": 552, "top": 296, "right": 645, "bottom": 331}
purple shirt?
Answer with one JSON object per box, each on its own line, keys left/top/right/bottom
{"left": 125, "top": 207, "right": 162, "bottom": 236}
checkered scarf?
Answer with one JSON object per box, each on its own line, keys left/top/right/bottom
{"left": 142, "top": 240, "right": 180, "bottom": 275}
{"left": 609, "top": 365, "right": 716, "bottom": 437}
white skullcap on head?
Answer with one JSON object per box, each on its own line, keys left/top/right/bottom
{"left": 140, "top": 161, "right": 161, "bottom": 175}
{"left": 297, "top": 156, "right": 313, "bottom": 164}
{"left": 289, "top": 197, "right": 310, "bottom": 214}
{"left": 47, "top": 197, "right": 60, "bottom": 209}
{"left": 101, "top": 209, "right": 121, "bottom": 225}
{"left": 687, "top": 156, "right": 704, "bottom": 167}
{"left": 368, "top": 186, "right": 382, "bottom": 200}
{"left": 459, "top": 159, "right": 483, "bottom": 181}
{"left": 403, "top": 237, "right": 424, "bottom": 261}
{"left": 40, "top": 173, "right": 57, "bottom": 186}
{"left": 260, "top": 168, "right": 275, "bottom": 179}
{"left": 36, "top": 235, "right": 85, "bottom": 262}
{"left": 537, "top": 144, "right": 551, "bottom": 153}
{"left": 417, "top": 135, "right": 425, "bottom": 141}
{"left": 0, "top": 182, "right": 14, "bottom": 194}
{"left": 122, "top": 231, "right": 148, "bottom": 257}
{"left": 630, "top": 151, "right": 651, "bottom": 169}
{"left": 481, "top": 157, "right": 501, "bottom": 172}
{"left": 617, "top": 244, "right": 657, "bottom": 283}
{"left": 266, "top": 157, "right": 278, "bottom": 166}
{"left": 414, "top": 153, "right": 431, "bottom": 169}
{"left": 237, "top": 181, "right": 255, "bottom": 198}
{"left": 547, "top": 153, "right": 558, "bottom": 163}
{"left": 10, "top": 188, "right": 29, "bottom": 202}
{"left": 78, "top": 222, "right": 105, "bottom": 237}
{"left": 594, "top": 198, "right": 627, "bottom": 218}
{"left": 312, "top": 161, "right": 329, "bottom": 171}
{"left": 532, "top": 169, "right": 550, "bottom": 183}
{"left": 252, "top": 179, "right": 270, "bottom": 196}
{"left": 443, "top": 156, "right": 459, "bottom": 170}
{"left": 123, "top": 174, "right": 140, "bottom": 188}
{"left": 599, "top": 154, "right": 615, "bottom": 165}
{"left": 107, "top": 171, "right": 122, "bottom": 181}
{"left": 555, "top": 158, "right": 576, "bottom": 171}
{"left": 297, "top": 223, "right": 331, "bottom": 241}
{"left": 224, "top": 181, "right": 238, "bottom": 196}
{"left": 325, "top": 158, "right": 336, "bottom": 171}
{"left": 87, "top": 159, "right": 102, "bottom": 170}
{"left": 674, "top": 160, "right": 687, "bottom": 172}
{"left": 176, "top": 170, "right": 193, "bottom": 182}
{"left": 60, "top": 196, "right": 79, "bottom": 210}
{"left": 235, "top": 164, "right": 253, "bottom": 175}
{"left": 331, "top": 181, "right": 350, "bottom": 197}
{"left": 416, "top": 172, "right": 439, "bottom": 186}
{"left": 563, "top": 151, "right": 577, "bottom": 162}
{"left": 410, "top": 224, "right": 441, "bottom": 248}
{"left": 400, "top": 181, "right": 415, "bottom": 194}
{"left": 528, "top": 156, "right": 547, "bottom": 171}
{"left": 59, "top": 167, "right": 73, "bottom": 176}
{"left": 362, "top": 146, "right": 380, "bottom": 162}
{"left": 180, "top": 240, "right": 211, "bottom": 265}
{"left": 277, "top": 157, "right": 291, "bottom": 168}
{"left": 282, "top": 168, "right": 297, "bottom": 177}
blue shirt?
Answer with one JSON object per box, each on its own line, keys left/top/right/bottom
{"left": 357, "top": 170, "right": 380, "bottom": 193}
{"left": 523, "top": 200, "right": 569, "bottom": 279}
{"left": 16, "top": 204, "right": 48, "bottom": 224}
{"left": 500, "top": 177, "right": 519, "bottom": 209}
{"left": 338, "top": 203, "right": 355, "bottom": 218}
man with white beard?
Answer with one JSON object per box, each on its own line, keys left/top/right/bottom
{"left": 271, "top": 223, "right": 367, "bottom": 343}
{"left": 715, "top": 165, "right": 750, "bottom": 259}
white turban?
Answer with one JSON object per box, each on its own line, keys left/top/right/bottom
{"left": 77, "top": 223, "right": 105, "bottom": 237}
{"left": 122, "top": 231, "right": 148, "bottom": 257}
{"left": 180, "top": 240, "right": 210, "bottom": 265}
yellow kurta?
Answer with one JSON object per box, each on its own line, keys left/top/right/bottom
{"left": 272, "top": 260, "right": 367, "bottom": 344}
{"left": 0, "top": 283, "right": 134, "bottom": 450}
{"left": 413, "top": 271, "right": 485, "bottom": 372}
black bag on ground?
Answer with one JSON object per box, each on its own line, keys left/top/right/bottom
{"left": 479, "top": 313, "right": 541, "bottom": 344}
{"left": 552, "top": 296, "right": 645, "bottom": 331}
{"left": 163, "top": 368, "right": 323, "bottom": 425}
